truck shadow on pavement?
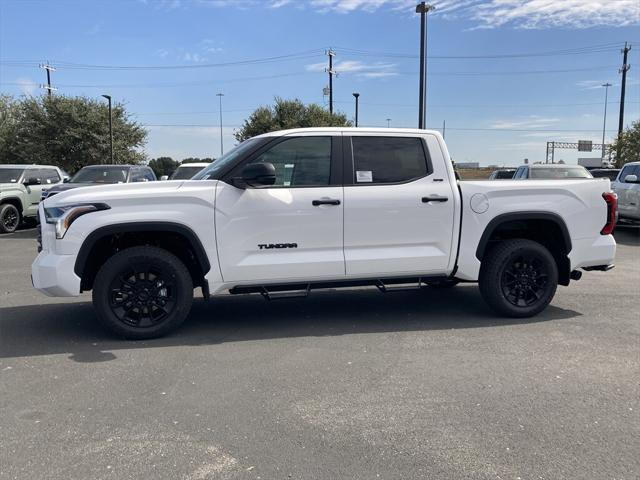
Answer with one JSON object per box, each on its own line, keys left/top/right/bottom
{"left": 0, "top": 286, "right": 581, "bottom": 363}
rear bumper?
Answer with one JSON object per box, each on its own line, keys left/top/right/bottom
{"left": 568, "top": 235, "right": 616, "bottom": 271}
{"left": 31, "top": 252, "right": 81, "bottom": 297}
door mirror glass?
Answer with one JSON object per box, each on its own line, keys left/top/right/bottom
{"left": 624, "top": 174, "right": 638, "bottom": 183}
{"left": 241, "top": 162, "right": 276, "bottom": 188}
{"left": 63, "top": 177, "right": 70, "bottom": 183}
{"left": 23, "top": 177, "right": 41, "bottom": 186}
{"left": 160, "top": 175, "right": 169, "bottom": 181}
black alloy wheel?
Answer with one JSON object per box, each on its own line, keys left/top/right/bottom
{"left": 93, "top": 246, "right": 193, "bottom": 339}
{"left": 500, "top": 254, "right": 550, "bottom": 307}
{"left": 109, "top": 266, "right": 177, "bottom": 328}
{"left": 479, "top": 239, "right": 558, "bottom": 318}
{"left": 0, "top": 204, "right": 20, "bottom": 234}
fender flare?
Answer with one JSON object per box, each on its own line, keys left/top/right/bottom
{"left": 0, "top": 196, "right": 24, "bottom": 214}
{"left": 74, "top": 222, "right": 211, "bottom": 278}
{"left": 475, "top": 212, "right": 572, "bottom": 261}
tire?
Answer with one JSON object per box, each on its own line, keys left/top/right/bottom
{"left": 479, "top": 239, "right": 558, "bottom": 318}
{"left": 426, "top": 279, "right": 460, "bottom": 288}
{"left": 92, "top": 246, "right": 193, "bottom": 339}
{"left": 0, "top": 204, "right": 21, "bottom": 234}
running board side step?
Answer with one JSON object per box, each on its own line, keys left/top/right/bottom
{"left": 228, "top": 275, "right": 451, "bottom": 300}
{"left": 260, "top": 285, "right": 311, "bottom": 301}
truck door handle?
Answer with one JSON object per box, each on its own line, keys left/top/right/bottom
{"left": 312, "top": 199, "right": 341, "bottom": 206}
{"left": 422, "top": 195, "right": 448, "bottom": 203}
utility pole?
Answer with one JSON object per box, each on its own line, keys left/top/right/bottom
{"left": 352, "top": 93, "right": 360, "bottom": 127}
{"left": 386, "top": 118, "right": 391, "bottom": 128}
{"left": 326, "top": 49, "right": 336, "bottom": 114}
{"left": 415, "top": 3, "right": 434, "bottom": 129}
{"left": 442, "top": 119, "right": 446, "bottom": 139}
{"left": 617, "top": 42, "right": 631, "bottom": 137}
{"left": 101, "top": 95, "right": 113, "bottom": 164}
{"left": 601, "top": 83, "right": 612, "bottom": 162}
{"left": 217, "top": 93, "right": 224, "bottom": 156}
{"left": 39, "top": 62, "right": 56, "bottom": 97}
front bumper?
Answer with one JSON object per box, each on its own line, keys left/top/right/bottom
{"left": 31, "top": 252, "right": 81, "bottom": 297}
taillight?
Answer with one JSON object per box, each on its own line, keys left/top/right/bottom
{"left": 601, "top": 191, "right": 618, "bottom": 235}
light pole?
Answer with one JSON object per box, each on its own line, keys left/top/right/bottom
{"left": 386, "top": 118, "right": 391, "bottom": 128}
{"left": 101, "top": 95, "right": 113, "bottom": 164}
{"left": 216, "top": 93, "right": 224, "bottom": 156}
{"left": 352, "top": 92, "right": 360, "bottom": 127}
{"left": 601, "top": 83, "right": 612, "bottom": 162}
{"left": 416, "top": 2, "right": 435, "bottom": 129}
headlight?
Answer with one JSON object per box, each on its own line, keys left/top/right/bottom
{"left": 44, "top": 203, "right": 110, "bottom": 239}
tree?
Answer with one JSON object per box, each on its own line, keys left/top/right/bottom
{"left": 0, "top": 95, "right": 147, "bottom": 172}
{"left": 180, "top": 157, "right": 214, "bottom": 163}
{"left": 148, "top": 157, "right": 179, "bottom": 178}
{"left": 235, "top": 97, "right": 352, "bottom": 142}
{"left": 612, "top": 120, "right": 640, "bottom": 167}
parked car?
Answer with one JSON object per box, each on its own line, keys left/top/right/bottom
{"left": 33, "top": 128, "right": 616, "bottom": 339}
{"left": 489, "top": 168, "right": 516, "bottom": 179}
{"left": 612, "top": 161, "right": 640, "bottom": 224}
{"left": 42, "top": 164, "right": 157, "bottom": 200}
{"left": 513, "top": 164, "right": 593, "bottom": 179}
{"left": 0, "top": 164, "right": 67, "bottom": 233}
{"left": 590, "top": 169, "right": 620, "bottom": 181}
{"left": 167, "top": 162, "right": 210, "bottom": 180}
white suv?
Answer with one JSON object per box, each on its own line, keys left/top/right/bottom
{"left": 612, "top": 161, "right": 640, "bottom": 224}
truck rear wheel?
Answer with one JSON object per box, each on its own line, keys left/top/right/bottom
{"left": 479, "top": 239, "right": 558, "bottom": 318}
{"left": 92, "top": 246, "right": 193, "bottom": 339}
{"left": 0, "top": 204, "right": 20, "bottom": 234}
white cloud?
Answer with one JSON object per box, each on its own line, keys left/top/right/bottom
{"left": 306, "top": 60, "right": 397, "bottom": 78}
{"left": 576, "top": 80, "right": 619, "bottom": 90}
{"left": 16, "top": 78, "right": 38, "bottom": 96}
{"left": 490, "top": 116, "right": 561, "bottom": 129}
{"left": 156, "top": 48, "right": 170, "bottom": 58}
{"left": 280, "top": 0, "right": 639, "bottom": 29}
{"left": 183, "top": 52, "right": 207, "bottom": 63}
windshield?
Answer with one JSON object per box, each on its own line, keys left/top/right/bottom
{"left": 530, "top": 167, "right": 593, "bottom": 179}
{"left": 496, "top": 170, "right": 515, "bottom": 179}
{"left": 71, "top": 167, "right": 129, "bottom": 183}
{"left": 170, "top": 166, "right": 207, "bottom": 180}
{"left": 192, "top": 138, "right": 263, "bottom": 180}
{"left": 0, "top": 168, "right": 25, "bottom": 183}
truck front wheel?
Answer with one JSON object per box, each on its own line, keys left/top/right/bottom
{"left": 0, "top": 204, "right": 20, "bottom": 234}
{"left": 93, "top": 246, "right": 193, "bottom": 339}
{"left": 479, "top": 239, "right": 558, "bottom": 318}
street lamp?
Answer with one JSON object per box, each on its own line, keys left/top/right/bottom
{"left": 416, "top": 2, "right": 435, "bottom": 129}
{"left": 352, "top": 92, "right": 360, "bottom": 127}
{"left": 386, "top": 118, "right": 391, "bottom": 128}
{"left": 216, "top": 93, "right": 224, "bottom": 157}
{"left": 101, "top": 94, "right": 113, "bottom": 164}
{"left": 601, "top": 83, "right": 612, "bottom": 162}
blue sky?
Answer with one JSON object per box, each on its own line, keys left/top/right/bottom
{"left": 1, "top": 0, "right": 639, "bottom": 166}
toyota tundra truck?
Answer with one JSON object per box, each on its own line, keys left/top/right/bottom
{"left": 32, "top": 128, "right": 617, "bottom": 339}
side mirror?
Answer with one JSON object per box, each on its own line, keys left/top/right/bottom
{"left": 160, "top": 175, "right": 169, "bottom": 181}
{"left": 23, "top": 177, "right": 41, "bottom": 186}
{"left": 624, "top": 174, "right": 638, "bottom": 183}
{"left": 63, "top": 177, "right": 70, "bottom": 183}
{"left": 240, "top": 162, "right": 276, "bottom": 188}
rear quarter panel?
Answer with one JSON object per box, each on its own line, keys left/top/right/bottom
{"left": 456, "top": 178, "right": 614, "bottom": 281}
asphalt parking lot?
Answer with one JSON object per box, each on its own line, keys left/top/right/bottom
{"left": 1, "top": 228, "right": 638, "bottom": 480}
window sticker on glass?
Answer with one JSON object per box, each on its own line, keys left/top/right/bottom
{"left": 356, "top": 170, "right": 373, "bottom": 183}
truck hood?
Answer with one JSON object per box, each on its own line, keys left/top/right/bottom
{"left": 0, "top": 182, "right": 26, "bottom": 193}
{"left": 42, "top": 179, "right": 218, "bottom": 207}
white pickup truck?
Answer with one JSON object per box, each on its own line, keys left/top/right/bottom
{"left": 32, "top": 128, "right": 617, "bottom": 339}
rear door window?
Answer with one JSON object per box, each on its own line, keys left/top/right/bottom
{"left": 40, "top": 168, "right": 60, "bottom": 184}
{"left": 350, "top": 136, "right": 430, "bottom": 184}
